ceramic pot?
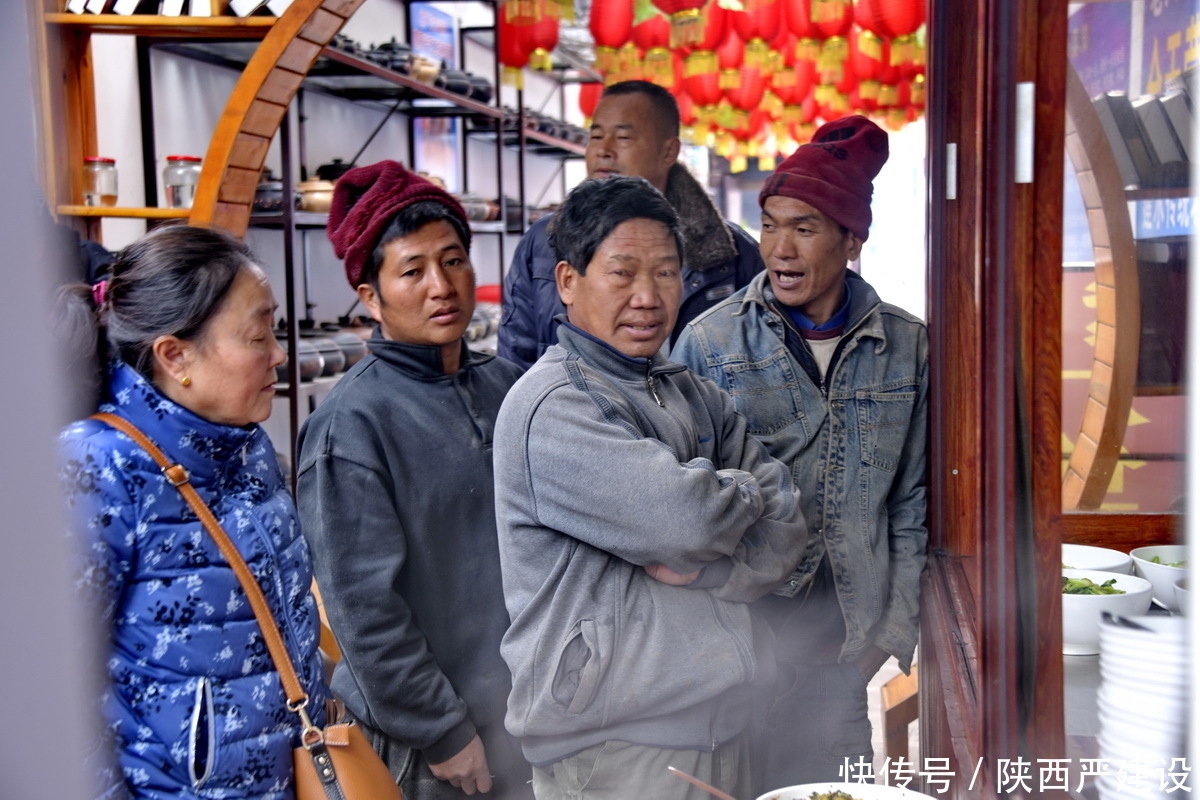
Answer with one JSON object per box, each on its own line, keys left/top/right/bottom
{"left": 296, "top": 179, "right": 336, "bottom": 213}
{"left": 371, "top": 37, "right": 413, "bottom": 73}
{"left": 323, "top": 328, "right": 369, "bottom": 368}
{"left": 466, "top": 73, "right": 493, "bottom": 104}
{"left": 276, "top": 337, "right": 324, "bottom": 382}
{"left": 435, "top": 69, "right": 471, "bottom": 95}
{"left": 456, "top": 192, "right": 491, "bottom": 221}
{"left": 315, "top": 158, "right": 353, "bottom": 181}
{"left": 304, "top": 335, "right": 346, "bottom": 376}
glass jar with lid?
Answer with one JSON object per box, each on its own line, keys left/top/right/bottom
{"left": 82, "top": 156, "right": 117, "bottom": 207}
{"left": 163, "top": 155, "right": 202, "bottom": 209}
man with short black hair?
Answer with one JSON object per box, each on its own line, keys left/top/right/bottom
{"left": 673, "top": 116, "right": 929, "bottom": 791}
{"left": 498, "top": 80, "right": 762, "bottom": 370}
{"left": 297, "top": 160, "right": 531, "bottom": 800}
{"left": 493, "top": 175, "right": 807, "bottom": 800}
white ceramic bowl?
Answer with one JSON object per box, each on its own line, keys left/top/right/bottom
{"left": 1062, "top": 569, "right": 1153, "bottom": 655}
{"left": 1175, "top": 577, "right": 1189, "bottom": 616}
{"left": 1062, "top": 543, "right": 1133, "bottom": 573}
{"left": 757, "top": 784, "right": 937, "bottom": 800}
{"left": 1130, "top": 546, "right": 1188, "bottom": 612}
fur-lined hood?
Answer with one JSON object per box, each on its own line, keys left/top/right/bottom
{"left": 664, "top": 163, "right": 738, "bottom": 272}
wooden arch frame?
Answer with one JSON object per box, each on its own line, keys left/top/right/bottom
{"left": 1059, "top": 65, "right": 1141, "bottom": 511}
{"left": 187, "top": 0, "right": 368, "bottom": 237}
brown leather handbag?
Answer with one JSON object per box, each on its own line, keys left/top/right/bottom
{"left": 91, "top": 413, "right": 403, "bottom": 800}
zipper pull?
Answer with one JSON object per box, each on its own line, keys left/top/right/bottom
{"left": 647, "top": 373, "right": 664, "bottom": 407}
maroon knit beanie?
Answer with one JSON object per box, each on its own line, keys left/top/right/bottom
{"left": 327, "top": 160, "right": 470, "bottom": 287}
{"left": 759, "top": 115, "right": 889, "bottom": 241}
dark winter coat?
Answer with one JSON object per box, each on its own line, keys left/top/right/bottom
{"left": 295, "top": 335, "right": 523, "bottom": 770}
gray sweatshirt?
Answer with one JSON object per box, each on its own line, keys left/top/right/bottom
{"left": 493, "top": 322, "right": 809, "bottom": 765}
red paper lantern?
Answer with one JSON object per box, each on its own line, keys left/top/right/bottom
{"left": 579, "top": 81, "right": 604, "bottom": 118}
{"left": 529, "top": 9, "right": 560, "bottom": 71}
{"left": 726, "top": 65, "right": 769, "bottom": 113}
{"left": 589, "top": 0, "right": 634, "bottom": 74}
{"left": 716, "top": 29, "right": 745, "bottom": 89}
{"left": 681, "top": 2, "right": 731, "bottom": 55}
{"left": 856, "top": 0, "right": 925, "bottom": 39}
{"left": 684, "top": 61, "right": 723, "bottom": 108}
{"left": 676, "top": 86, "right": 698, "bottom": 126}
{"left": 632, "top": 12, "right": 673, "bottom": 86}
{"left": 772, "top": 65, "right": 812, "bottom": 107}
{"left": 812, "top": 0, "right": 852, "bottom": 38}
{"left": 732, "top": 0, "right": 781, "bottom": 69}
{"left": 850, "top": 26, "right": 888, "bottom": 84}
{"left": 781, "top": 0, "right": 818, "bottom": 40}
{"left": 498, "top": 2, "right": 537, "bottom": 87}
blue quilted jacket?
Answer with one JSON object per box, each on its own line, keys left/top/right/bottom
{"left": 59, "top": 362, "right": 329, "bottom": 800}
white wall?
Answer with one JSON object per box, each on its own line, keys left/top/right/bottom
{"left": 859, "top": 118, "right": 928, "bottom": 321}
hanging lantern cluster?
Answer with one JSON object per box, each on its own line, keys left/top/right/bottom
{"left": 584, "top": 0, "right": 926, "bottom": 170}
{"left": 499, "top": 0, "right": 562, "bottom": 88}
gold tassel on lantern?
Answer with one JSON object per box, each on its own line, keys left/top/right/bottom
{"left": 859, "top": 80, "right": 879, "bottom": 101}
{"left": 911, "top": 74, "right": 926, "bottom": 106}
{"left": 857, "top": 29, "right": 882, "bottom": 63}
{"left": 877, "top": 83, "right": 899, "bottom": 106}
{"left": 530, "top": 48, "right": 554, "bottom": 70}
{"left": 720, "top": 67, "right": 741, "bottom": 89}
{"left": 669, "top": 8, "right": 704, "bottom": 48}
{"left": 595, "top": 45, "right": 619, "bottom": 73}
{"left": 506, "top": 0, "right": 539, "bottom": 20}
{"left": 796, "top": 37, "right": 819, "bottom": 62}
{"left": 548, "top": 0, "right": 573, "bottom": 22}
{"left": 891, "top": 33, "right": 916, "bottom": 66}
{"left": 644, "top": 47, "right": 673, "bottom": 86}
{"left": 818, "top": 36, "right": 847, "bottom": 84}
{"left": 685, "top": 50, "right": 717, "bottom": 77}
{"left": 503, "top": 65, "right": 525, "bottom": 89}
{"left": 763, "top": 91, "right": 783, "bottom": 118}
{"left": 745, "top": 38, "right": 770, "bottom": 69}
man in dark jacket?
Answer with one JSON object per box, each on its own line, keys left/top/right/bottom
{"left": 297, "top": 160, "right": 531, "bottom": 799}
{"left": 497, "top": 80, "right": 762, "bottom": 370}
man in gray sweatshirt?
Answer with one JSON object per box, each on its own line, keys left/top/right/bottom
{"left": 493, "top": 175, "right": 809, "bottom": 800}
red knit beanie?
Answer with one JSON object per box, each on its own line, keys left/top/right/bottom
{"left": 327, "top": 160, "right": 470, "bottom": 287}
{"left": 759, "top": 115, "right": 889, "bottom": 241}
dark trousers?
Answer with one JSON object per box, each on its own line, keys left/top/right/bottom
{"left": 359, "top": 719, "right": 534, "bottom": 800}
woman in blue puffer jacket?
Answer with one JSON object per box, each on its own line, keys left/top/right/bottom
{"left": 57, "top": 225, "right": 329, "bottom": 800}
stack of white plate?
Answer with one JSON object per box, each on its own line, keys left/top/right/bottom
{"left": 1095, "top": 614, "right": 1189, "bottom": 799}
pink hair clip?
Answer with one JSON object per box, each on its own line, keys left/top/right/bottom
{"left": 91, "top": 279, "right": 108, "bottom": 308}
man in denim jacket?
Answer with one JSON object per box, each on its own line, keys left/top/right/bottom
{"left": 672, "top": 116, "right": 929, "bottom": 791}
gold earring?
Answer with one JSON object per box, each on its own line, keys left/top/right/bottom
{"left": 181, "top": 376, "right": 192, "bottom": 387}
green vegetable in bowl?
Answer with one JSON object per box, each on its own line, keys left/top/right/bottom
{"left": 1150, "top": 555, "right": 1187, "bottom": 568}
{"left": 805, "top": 793, "right": 861, "bottom": 800}
{"left": 1063, "top": 576, "right": 1126, "bottom": 595}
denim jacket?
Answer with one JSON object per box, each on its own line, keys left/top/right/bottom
{"left": 672, "top": 270, "right": 928, "bottom": 671}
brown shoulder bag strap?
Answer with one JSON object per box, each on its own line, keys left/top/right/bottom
{"left": 89, "top": 413, "right": 316, "bottom": 726}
